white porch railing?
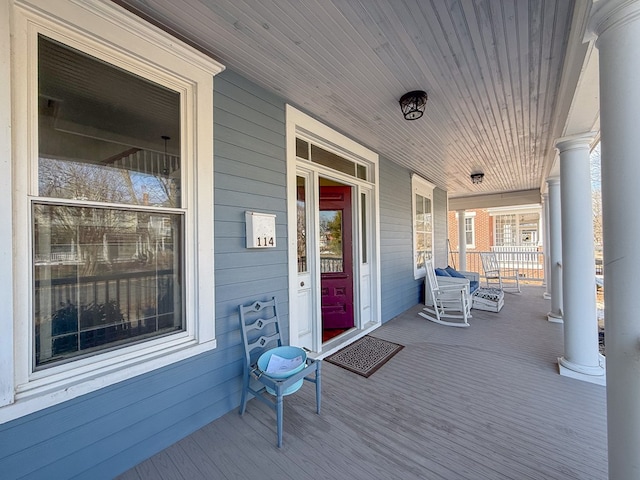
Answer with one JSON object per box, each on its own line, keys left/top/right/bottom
{"left": 449, "top": 249, "right": 545, "bottom": 283}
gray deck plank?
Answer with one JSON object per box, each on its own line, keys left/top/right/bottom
{"left": 117, "top": 286, "right": 607, "bottom": 480}
{"left": 174, "top": 436, "right": 227, "bottom": 479}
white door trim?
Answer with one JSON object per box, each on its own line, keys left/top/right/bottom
{"left": 286, "top": 105, "right": 381, "bottom": 354}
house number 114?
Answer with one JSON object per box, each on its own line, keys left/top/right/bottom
{"left": 256, "top": 237, "right": 274, "bottom": 247}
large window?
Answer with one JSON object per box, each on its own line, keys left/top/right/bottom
{"left": 35, "top": 36, "right": 184, "bottom": 367}
{"left": 493, "top": 212, "right": 540, "bottom": 246}
{"left": 412, "top": 175, "right": 434, "bottom": 278}
{"left": 4, "top": 0, "right": 223, "bottom": 420}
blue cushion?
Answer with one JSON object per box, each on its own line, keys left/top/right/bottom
{"left": 445, "top": 266, "right": 466, "bottom": 278}
{"left": 469, "top": 280, "right": 479, "bottom": 293}
{"left": 434, "top": 268, "right": 450, "bottom": 277}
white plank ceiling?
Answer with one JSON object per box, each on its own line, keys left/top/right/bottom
{"left": 113, "top": 0, "right": 596, "bottom": 199}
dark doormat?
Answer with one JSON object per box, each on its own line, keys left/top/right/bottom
{"left": 324, "top": 335, "right": 404, "bottom": 377}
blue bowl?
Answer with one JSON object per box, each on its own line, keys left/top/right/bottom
{"left": 257, "top": 346, "right": 307, "bottom": 395}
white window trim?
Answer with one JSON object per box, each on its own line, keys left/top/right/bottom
{"left": 487, "top": 204, "right": 541, "bottom": 215}
{"left": 411, "top": 174, "right": 435, "bottom": 279}
{"left": 1, "top": 0, "right": 224, "bottom": 423}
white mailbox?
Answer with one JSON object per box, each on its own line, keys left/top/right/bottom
{"left": 245, "top": 211, "right": 276, "bottom": 248}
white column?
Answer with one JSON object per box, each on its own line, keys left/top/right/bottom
{"left": 555, "top": 133, "right": 603, "bottom": 383}
{"left": 546, "top": 178, "right": 563, "bottom": 322}
{"left": 457, "top": 209, "right": 467, "bottom": 272}
{"left": 589, "top": 2, "right": 640, "bottom": 477}
{"left": 542, "top": 193, "right": 551, "bottom": 298}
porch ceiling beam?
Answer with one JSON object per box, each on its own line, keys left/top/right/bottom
{"left": 448, "top": 189, "right": 540, "bottom": 211}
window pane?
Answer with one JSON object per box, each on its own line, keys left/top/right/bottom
{"left": 38, "top": 35, "right": 181, "bottom": 207}
{"left": 415, "top": 194, "right": 425, "bottom": 230}
{"left": 357, "top": 164, "right": 368, "bottom": 181}
{"left": 297, "top": 176, "right": 307, "bottom": 273}
{"left": 296, "top": 138, "right": 309, "bottom": 160}
{"left": 311, "top": 144, "right": 355, "bottom": 177}
{"left": 319, "top": 210, "right": 343, "bottom": 273}
{"left": 424, "top": 197, "right": 432, "bottom": 232}
{"left": 465, "top": 217, "right": 474, "bottom": 245}
{"left": 415, "top": 194, "right": 432, "bottom": 269}
{"left": 495, "top": 214, "right": 517, "bottom": 246}
{"left": 33, "top": 203, "right": 184, "bottom": 367}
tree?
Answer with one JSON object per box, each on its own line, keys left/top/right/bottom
{"left": 36, "top": 157, "right": 169, "bottom": 276}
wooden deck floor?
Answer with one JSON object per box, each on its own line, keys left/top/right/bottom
{"left": 118, "top": 285, "right": 607, "bottom": 480}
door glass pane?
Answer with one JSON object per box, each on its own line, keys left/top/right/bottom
{"left": 319, "top": 210, "right": 343, "bottom": 273}
{"left": 296, "top": 176, "right": 307, "bottom": 273}
{"left": 33, "top": 203, "right": 184, "bottom": 367}
{"left": 361, "top": 193, "right": 367, "bottom": 264}
{"left": 38, "top": 35, "right": 181, "bottom": 207}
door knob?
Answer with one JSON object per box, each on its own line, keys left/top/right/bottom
{"left": 300, "top": 281, "right": 305, "bottom": 287}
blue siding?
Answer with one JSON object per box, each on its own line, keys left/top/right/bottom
{"left": 0, "top": 70, "right": 289, "bottom": 480}
{"left": 379, "top": 157, "right": 422, "bottom": 321}
{"left": 378, "top": 162, "right": 449, "bottom": 322}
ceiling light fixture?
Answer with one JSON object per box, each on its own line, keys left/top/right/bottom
{"left": 399, "top": 90, "right": 428, "bottom": 120}
{"left": 470, "top": 172, "right": 484, "bottom": 184}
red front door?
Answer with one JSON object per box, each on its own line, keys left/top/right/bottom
{"left": 319, "top": 185, "right": 354, "bottom": 332}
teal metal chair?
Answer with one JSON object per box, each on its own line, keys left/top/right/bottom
{"left": 238, "top": 297, "right": 321, "bottom": 447}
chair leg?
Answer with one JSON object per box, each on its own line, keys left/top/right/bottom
{"left": 276, "top": 392, "right": 284, "bottom": 448}
{"left": 239, "top": 371, "right": 249, "bottom": 415}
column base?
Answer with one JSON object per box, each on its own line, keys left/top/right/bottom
{"left": 547, "top": 311, "right": 563, "bottom": 323}
{"left": 543, "top": 292, "right": 551, "bottom": 300}
{"left": 558, "top": 355, "right": 606, "bottom": 386}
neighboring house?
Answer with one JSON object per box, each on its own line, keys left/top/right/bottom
{"left": 447, "top": 205, "right": 543, "bottom": 280}
{"left": 447, "top": 205, "right": 542, "bottom": 253}
{"left": 0, "top": 1, "right": 448, "bottom": 477}
{"left": 447, "top": 209, "right": 493, "bottom": 252}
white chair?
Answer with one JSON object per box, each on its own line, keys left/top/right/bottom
{"left": 419, "top": 260, "right": 472, "bottom": 327}
{"left": 480, "top": 252, "right": 521, "bottom": 293}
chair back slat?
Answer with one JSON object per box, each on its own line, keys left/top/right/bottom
{"left": 246, "top": 332, "right": 280, "bottom": 356}
{"left": 239, "top": 297, "right": 283, "bottom": 368}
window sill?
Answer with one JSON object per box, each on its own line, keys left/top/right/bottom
{"left": 1, "top": 337, "right": 216, "bottom": 424}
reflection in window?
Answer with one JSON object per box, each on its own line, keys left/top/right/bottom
{"left": 415, "top": 193, "right": 432, "bottom": 270}
{"left": 297, "top": 176, "right": 307, "bottom": 273}
{"left": 319, "top": 210, "right": 343, "bottom": 273}
{"left": 33, "top": 204, "right": 183, "bottom": 367}
{"left": 361, "top": 193, "right": 367, "bottom": 263}
{"left": 38, "top": 35, "right": 181, "bottom": 207}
